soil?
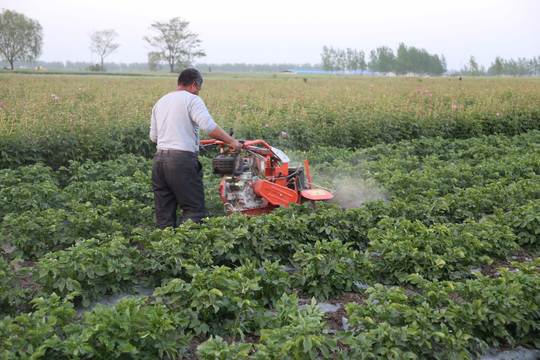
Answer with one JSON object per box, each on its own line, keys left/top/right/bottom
{"left": 12, "top": 261, "right": 40, "bottom": 291}
{"left": 324, "top": 292, "right": 368, "bottom": 332}
{"left": 480, "top": 250, "right": 539, "bottom": 278}
{"left": 185, "top": 336, "right": 205, "bottom": 359}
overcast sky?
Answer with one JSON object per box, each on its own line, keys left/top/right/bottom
{"left": 3, "top": 0, "right": 539, "bottom": 70}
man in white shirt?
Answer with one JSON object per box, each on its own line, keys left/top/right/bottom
{"left": 150, "top": 68, "right": 242, "bottom": 229}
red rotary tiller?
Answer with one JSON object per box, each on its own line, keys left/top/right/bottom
{"left": 200, "top": 139, "right": 333, "bottom": 215}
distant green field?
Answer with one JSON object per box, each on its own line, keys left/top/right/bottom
{"left": 2, "top": 72, "right": 538, "bottom": 135}
{"left": 1, "top": 72, "right": 538, "bottom": 168}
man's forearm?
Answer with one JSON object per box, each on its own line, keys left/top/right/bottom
{"left": 208, "top": 125, "right": 234, "bottom": 144}
{"left": 208, "top": 125, "right": 242, "bottom": 151}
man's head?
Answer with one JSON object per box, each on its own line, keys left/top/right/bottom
{"left": 178, "top": 68, "right": 203, "bottom": 88}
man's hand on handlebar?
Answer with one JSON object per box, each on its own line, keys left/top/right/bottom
{"left": 229, "top": 139, "right": 243, "bottom": 152}
{"left": 208, "top": 126, "right": 242, "bottom": 152}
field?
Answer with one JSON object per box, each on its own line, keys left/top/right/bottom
{"left": 0, "top": 72, "right": 539, "bottom": 359}
{"left": 1, "top": 72, "right": 539, "bottom": 168}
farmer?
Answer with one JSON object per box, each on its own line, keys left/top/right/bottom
{"left": 150, "top": 68, "right": 242, "bottom": 229}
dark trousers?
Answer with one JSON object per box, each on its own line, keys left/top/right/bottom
{"left": 151, "top": 150, "right": 206, "bottom": 229}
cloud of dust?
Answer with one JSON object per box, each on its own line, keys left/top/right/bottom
{"left": 285, "top": 150, "right": 387, "bottom": 209}
{"left": 327, "top": 177, "right": 387, "bottom": 209}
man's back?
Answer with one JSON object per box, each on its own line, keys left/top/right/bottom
{"left": 150, "top": 90, "right": 217, "bottom": 153}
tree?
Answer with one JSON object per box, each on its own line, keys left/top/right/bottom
{"left": 532, "top": 56, "right": 540, "bottom": 76}
{"left": 321, "top": 46, "right": 337, "bottom": 72}
{"left": 321, "top": 46, "right": 366, "bottom": 73}
{"left": 0, "top": 9, "right": 43, "bottom": 70}
{"left": 428, "top": 54, "right": 445, "bottom": 76}
{"left": 369, "top": 46, "right": 395, "bottom": 74}
{"left": 147, "top": 51, "right": 162, "bottom": 71}
{"left": 345, "top": 48, "right": 366, "bottom": 73}
{"left": 335, "top": 48, "right": 347, "bottom": 72}
{"left": 488, "top": 56, "right": 504, "bottom": 76}
{"left": 89, "top": 29, "right": 120, "bottom": 71}
{"left": 395, "top": 43, "right": 409, "bottom": 75}
{"left": 440, "top": 55, "right": 447, "bottom": 73}
{"left": 144, "top": 17, "right": 205, "bottom": 73}
{"left": 467, "top": 56, "right": 481, "bottom": 76}
{"left": 516, "top": 57, "right": 531, "bottom": 76}
{"left": 357, "top": 49, "right": 367, "bottom": 73}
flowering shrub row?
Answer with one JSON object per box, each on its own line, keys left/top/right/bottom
{"left": 1, "top": 74, "right": 539, "bottom": 169}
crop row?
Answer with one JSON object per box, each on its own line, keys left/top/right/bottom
{"left": 1, "top": 131, "right": 539, "bottom": 358}
{"left": 1, "top": 260, "right": 538, "bottom": 359}
{"left": 0, "top": 131, "right": 540, "bottom": 359}
{"left": 2, "top": 194, "right": 536, "bottom": 308}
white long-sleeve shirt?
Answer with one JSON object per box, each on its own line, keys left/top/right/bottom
{"left": 150, "top": 90, "right": 218, "bottom": 153}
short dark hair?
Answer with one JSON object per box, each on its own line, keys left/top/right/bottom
{"left": 178, "top": 68, "right": 203, "bottom": 87}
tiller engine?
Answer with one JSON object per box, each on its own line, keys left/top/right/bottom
{"left": 200, "top": 139, "right": 333, "bottom": 215}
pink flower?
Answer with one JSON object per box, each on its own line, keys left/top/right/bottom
{"left": 51, "top": 93, "right": 56, "bottom": 97}
{"left": 370, "top": 84, "right": 374, "bottom": 88}
{"left": 264, "top": 123, "right": 269, "bottom": 128}
{"left": 452, "top": 105, "right": 458, "bottom": 109}
{"left": 281, "top": 131, "right": 287, "bottom": 136}
{"left": 416, "top": 89, "right": 421, "bottom": 93}
{"left": 0, "top": 101, "right": 3, "bottom": 105}
{"left": 429, "top": 94, "right": 433, "bottom": 97}
{"left": 496, "top": 113, "right": 500, "bottom": 116}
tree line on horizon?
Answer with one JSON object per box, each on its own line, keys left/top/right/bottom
{"left": 321, "top": 43, "right": 447, "bottom": 75}
{"left": 4, "top": 56, "right": 539, "bottom": 78}
{"left": 464, "top": 55, "right": 540, "bottom": 77}
{"left": 1, "top": 9, "right": 539, "bottom": 76}
{"left": 320, "top": 44, "right": 540, "bottom": 77}
{"left": 0, "top": 60, "right": 321, "bottom": 73}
